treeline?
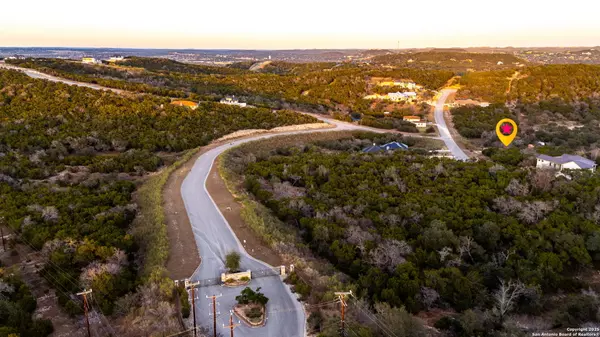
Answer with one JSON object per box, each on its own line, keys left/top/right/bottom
{"left": 456, "top": 70, "right": 514, "bottom": 102}
{"left": 450, "top": 104, "right": 515, "bottom": 139}
{"left": 238, "top": 139, "right": 600, "bottom": 335}
{"left": 0, "top": 69, "right": 316, "bottom": 321}
{"left": 510, "top": 64, "right": 600, "bottom": 103}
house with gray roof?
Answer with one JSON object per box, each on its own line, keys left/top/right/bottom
{"left": 536, "top": 154, "right": 597, "bottom": 172}
{"left": 362, "top": 142, "right": 409, "bottom": 153}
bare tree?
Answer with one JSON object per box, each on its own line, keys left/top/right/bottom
{"left": 458, "top": 236, "right": 475, "bottom": 261}
{"left": 493, "top": 279, "right": 526, "bottom": 321}
{"left": 517, "top": 200, "right": 556, "bottom": 224}
{"left": 420, "top": 287, "right": 440, "bottom": 310}
{"left": 368, "top": 239, "right": 412, "bottom": 271}
{"left": 438, "top": 246, "right": 453, "bottom": 262}
{"left": 346, "top": 225, "right": 375, "bottom": 253}
{"left": 505, "top": 179, "right": 529, "bottom": 197}
{"left": 530, "top": 169, "right": 554, "bottom": 193}
{"left": 492, "top": 249, "right": 515, "bottom": 267}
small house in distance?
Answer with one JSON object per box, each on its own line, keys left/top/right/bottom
{"left": 170, "top": 100, "right": 199, "bottom": 109}
{"left": 107, "top": 56, "right": 125, "bottom": 63}
{"left": 536, "top": 154, "right": 596, "bottom": 172}
{"left": 403, "top": 116, "right": 426, "bottom": 128}
{"left": 220, "top": 96, "right": 247, "bottom": 107}
{"left": 82, "top": 57, "right": 100, "bottom": 64}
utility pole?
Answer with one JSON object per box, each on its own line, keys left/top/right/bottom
{"left": 223, "top": 310, "right": 240, "bottom": 337}
{"left": 206, "top": 294, "right": 222, "bottom": 337}
{"left": 335, "top": 291, "right": 352, "bottom": 337}
{"left": 186, "top": 280, "right": 200, "bottom": 337}
{"left": 77, "top": 289, "right": 93, "bottom": 337}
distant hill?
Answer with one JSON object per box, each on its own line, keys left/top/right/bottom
{"left": 360, "top": 49, "right": 392, "bottom": 57}
{"left": 370, "top": 51, "right": 526, "bottom": 71}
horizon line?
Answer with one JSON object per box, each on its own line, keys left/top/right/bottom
{"left": 1, "top": 45, "right": 600, "bottom": 51}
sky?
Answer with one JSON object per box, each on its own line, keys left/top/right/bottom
{"left": 1, "top": 0, "right": 599, "bottom": 49}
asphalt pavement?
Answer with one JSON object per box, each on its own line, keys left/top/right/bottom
{"left": 180, "top": 121, "right": 398, "bottom": 337}
{"left": 434, "top": 89, "right": 470, "bottom": 160}
{"left": 3, "top": 62, "right": 469, "bottom": 335}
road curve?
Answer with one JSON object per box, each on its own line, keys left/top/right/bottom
{"left": 0, "top": 61, "right": 124, "bottom": 94}
{"left": 3, "top": 62, "right": 458, "bottom": 335}
{"left": 182, "top": 119, "right": 401, "bottom": 337}
{"left": 434, "top": 89, "right": 469, "bottom": 160}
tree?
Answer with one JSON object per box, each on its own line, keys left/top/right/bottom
{"left": 225, "top": 251, "right": 241, "bottom": 273}
{"left": 235, "top": 287, "right": 269, "bottom": 306}
{"left": 492, "top": 279, "right": 525, "bottom": 322}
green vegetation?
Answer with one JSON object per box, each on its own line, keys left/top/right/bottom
{"left": 228, "top": 134, "right": 600, "bottom": 335}
{"left": 0, "top": 68, "right": 316, "bottom": 330}
{"left": 456, "top": 69, "right": 514, "bottom": 102}
{"left": 0, "top": 268, "right": 54, "bottom": 337}
{"left": 510, "top": 64, "right": 600, "bottom": 103}
{"left": 450, "top": 104, "right": 515, "bottom": 139}
{"left": 235, "top": 287, "right": 269, "bottom": 306}
{"left": 225, "top": 251, "right": 241, "bottom": 273}
{"left": 8, "top": 58, "right": 453, "bottom": 115}
{"left": 371, "top": 51, "right": 525, "bottom": 71}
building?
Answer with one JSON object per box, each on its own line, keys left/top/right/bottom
{"left": 403, "top": 116, "right": 421, "bottom": 122}
{"left": 362, "top": 144, "right": 383, "bottom": 153}
{"left": 388, "top": 91, "right": 417, "bottom": 102}
{"left": 381, "top": 142, "right": 409, "bottom": 151}
{"left": 170, "top": 100, "right": 199, "bottom": 109}
{"left": 220, "top": 96, "right": 247, "bottom": 107}
{"left": 362, "top": 142, "right": 409, "bottom": 153}
{"left": 82, "top": 57, "right": 100, "bottom": 64}
{"left": 414, "top": 121, "right": 427, "bottom": 128}
{"left": 536, "top": 154, "right": 596, "bottom": 172}
{"left": 107, "top": 56, "right": 124, "bottom": 63}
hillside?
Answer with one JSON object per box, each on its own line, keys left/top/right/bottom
{"left": 0, "top": 68, "right": 317, "bottom": 335}
{"left": 371, "top": 51, "right": 526, "bottom": 71}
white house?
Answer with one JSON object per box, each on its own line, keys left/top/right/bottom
{"left": 388, "top": 91, "right": 417, "bottom": 102}
{"left": 536, "top": 154, "right": 596, "bottom": 172}
{"left": 414, "top": 121, "right": 427, "bottom": 128}
{"left": 107, "top": 56, "right": 124, "bottom": 63}
{"left": 220, "top": 96, "right": 247, "bottom": 107}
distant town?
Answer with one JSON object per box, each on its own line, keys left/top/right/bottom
{"left": 2, "top": 46, "right": 600, "bottom": 65}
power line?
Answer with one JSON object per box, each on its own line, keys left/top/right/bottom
{"left": 348, "top": 295, "right": 398, "bottom": 337}
{"left": 16, "top": 234, "right": 115, "bottom": 336}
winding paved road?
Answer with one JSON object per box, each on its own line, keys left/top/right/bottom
{"left": 0, "top": 61, "right": 124, "bottom": 94}
{"left": 434, "top": 89, "right": 469, "bottom": 160}
{"left": 1, "top": 62, "right": 465, "bottom": 335}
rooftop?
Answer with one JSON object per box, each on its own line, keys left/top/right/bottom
{"left": 171, "top": 100, "right": 198, "bottom": 107}
{"left": 537, "top": 154, "right": 596, "bottom": 169}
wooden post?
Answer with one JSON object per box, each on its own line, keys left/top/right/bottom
{"left": 335, "top": 291, "right": 352, "bottom": 337}
{"left": 223, "top": 310, "right": 239, "bottom": 337}
{"left": 77, "top": 289, "right": 93, "bottom": 337}
{"left": 186, "top": 280, "right": 200, "bottom": 337}
{"left": 206, "top": 294, "right": 222, "bottom": 337}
